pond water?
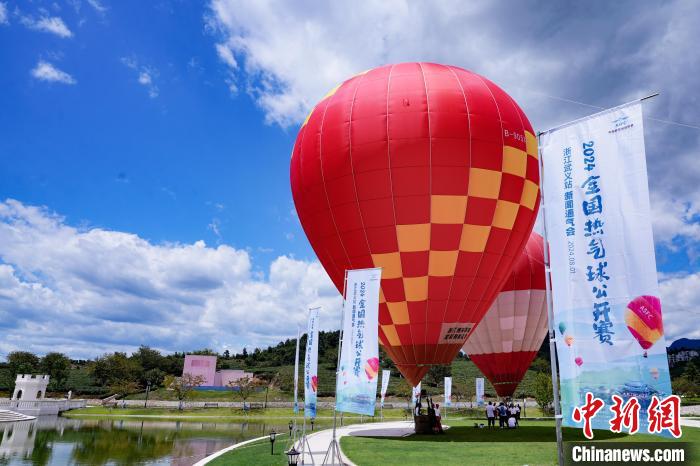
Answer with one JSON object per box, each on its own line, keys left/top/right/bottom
{"left": 0, "top": 416, "right": 327, "bottom": 465}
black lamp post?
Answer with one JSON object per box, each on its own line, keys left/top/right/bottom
{"left": 269, "top": 430, "right": 277, "bottom": 455}
{"left": 286, "top": 446, "right": 301, "bottom": 466}
{"left": 288, "top": 420, "right": 293, "bottom": 437}
{"left": 310, "top": 417, "right": 315, "bottom": 431}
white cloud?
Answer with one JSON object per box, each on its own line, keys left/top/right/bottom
{"left": 215, "top": 42, "right": 237, "bottom": 68}
{"left": 214, "top": 43, "right": 238, "bottom": 96}
{"left": 207, "top": 0, "right": 700, "bottom": 264}
{"left": 86, "top": 0, "right": 107, "bottom": 14}
{"left": 0, "top": 200, "right": 340, "bottom": 358}
{"left": 121, "top": 57, "right": 159, "bottom": 98}
{"left": 24, "top": 16, "right": 73, "bottom": 38}
{"left": 31, "top": 61, "right": 76, "bottom": 85}
{"left": 0, "top": 3, "right": 8, "bottom": 25}
{"left": 138, "top": 70, "right": 159, "bottom": 98}
{"left": 659, "top": 272, "right": 700, "bottom": 341}
{"left": 208, "top": 218, "right": 222, "bottom": 239}
{"left": 138, "top": 71, "right": 152, "bottom": 85}
{"left": 206, "top": 0, "right": 564, "bottom": 127}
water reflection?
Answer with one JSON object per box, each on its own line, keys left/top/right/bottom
{"left": 0, "top": 416, "right": 308, "bottom": 465}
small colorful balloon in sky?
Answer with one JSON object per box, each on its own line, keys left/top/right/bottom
{"left": 565, "top": 335, "right": 574, "bottom": 347}
{"left": 575, "top": 357, "right": 583, "bottom": 367}
{"left": 558, "top": 322, "right": 566, "bottom": 335}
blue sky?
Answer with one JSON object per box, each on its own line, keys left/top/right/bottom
{"left": 0, "top": 0, "right": 309, "bottom": 268}
{"left": 0, "top": 0, "right": 698, "bottom": 359}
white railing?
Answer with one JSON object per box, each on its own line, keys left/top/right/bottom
{"left": 0, "top": 399, "right": 86, "bottom": 413}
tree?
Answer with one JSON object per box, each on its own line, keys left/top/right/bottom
{"left": 131, "top": 346, "right": 165, "bottom": 372}
{"left": 397, "top": 378, "right": 415, "bottom": 413}
{"left": 452, "top": 385, "right": 465, "bottom": 410}
{"left": 143, "top": 368, "right": 166, "bottom": 388}
{"left": 530, "top": 357, "right": 551, "bottom": 374}
{"left": 683, "top": 361, "right": 699, "bottom": 385}
{"left": 40, "top": 352, "right": 71, "bottom": 391}
{"left": 228, "top": 376, "right": 261, "bottom": 412}
{"left": 223, "top": 349, "right": 231, "bottom": 359}
{"left": 164, "top": 373, "right": 205, "bottom": 410}
{"left": 672, "top": 376, "right": 698, "bottom": 397}
{"left": 532, "top": 372, "right": 554, "bottom": 415}
{"left": 7, "top": 351, "right": 40, "bottom": 377}
{"left": 110, "top": 380, "right": 141, "bottom": 401}
{"left": 90, "top": 353, "right": 142, "bottom": 387}
{"left": 425, "top": 365, "right": 451, "bottom": 387}
{"left": 273, "top": 367, "right": 295, "bottom": 393}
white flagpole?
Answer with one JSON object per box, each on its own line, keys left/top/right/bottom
{"left": 300, "top": 308, "right": 317, "bottom": 465}
{"left": 537, "top": 93, "right": 659, "bottom": 466}
{"left": 537, "top": 131, "right": 565, "bottom": 466}
{"left": 293, "top": 326, "right": 301, "bottom": 440}
{"left": 323, "top": 269, "right": 348, "bottom": 465}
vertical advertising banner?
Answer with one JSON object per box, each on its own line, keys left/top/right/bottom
{"left": 444, "top": 377, "right": 452, "bottom": 407}
{"left": 412, "top": 382, "right": 422, "bottom": 405}
{"left": 304, "top": 307, "right": 320, "bottom": 419}
{"left": 475, "top": 378, "right": 484, "bottom": 406}
{"left": 540, "top": 103, "right": 672, "bottom": 431}
{"left": 336, "top": 268, "right": 382, "bottom": 416}
{"left": 380, "top": 370, "right": 391, "bottom": 408}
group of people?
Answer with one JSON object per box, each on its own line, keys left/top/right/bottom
{"left": 414, "top": 395, "right": 444, "bottom": 434}
{"left": 485, "top": 401, "right": 521, "bottom": 429}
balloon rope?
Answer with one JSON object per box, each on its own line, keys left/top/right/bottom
{"left": 524, "top": 89, "right": 700, "bottom": 131}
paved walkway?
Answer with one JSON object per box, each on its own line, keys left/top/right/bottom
{"left": 294, "top": 420, "right": 416, "bottom": 466}
{"left": 681, "top": 418, "right": 700, "bottom": 428}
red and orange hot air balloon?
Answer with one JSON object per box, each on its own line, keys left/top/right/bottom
{"left": 291, "top": 63, "right": 540, "bottom": 385}
{"left": 625, "top": 295, "right": 663, "bottom": 357}
{"left": 462, "top": 233, "right": 547, "bottom": 397}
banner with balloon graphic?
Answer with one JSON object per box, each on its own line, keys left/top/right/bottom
{"left": 444, "top": 377, "right": 452, "bottom": 407}
{"left": 476, "top": 378, "right": 484, "bottom": 406}
{"left": 380, "top": 370, "right": 390, "bottom": 408}
{"left": 412, "top": 382, "right": 422, "bottom": 406}
{"left": 336, "top": 268, "right": 382, "bottom": 416}
{"left": 540, "top": 102, "right": 672, "bottom": 432}
{"left": 304, "top": 307, "right": 320, "bottom": 419}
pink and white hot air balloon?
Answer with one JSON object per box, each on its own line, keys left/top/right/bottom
{"left": 462, "top": 232, "right": 547, "bottom": 397}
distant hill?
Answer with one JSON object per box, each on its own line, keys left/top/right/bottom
{"left": 668, "top": 338, "right": 700, "bottom": 351}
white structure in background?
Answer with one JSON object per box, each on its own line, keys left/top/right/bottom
{"left": 12, "top": 375, "right": 49, "bottom": 401}
{"left": 667, "top": 350, "right": 699, "bottom": 367}
{"left": 0, "top": 375, "right": 87, "bottom": 416}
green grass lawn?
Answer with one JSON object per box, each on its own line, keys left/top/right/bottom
{"left": 206, "top": 419, "right": 700, "bottom": 466}
{"left": 340, "top": 420, "right": 700, "bottom": 466}
{"left": 63, "top": 405, "right": 411, "bottom": 423}
{"left": 207, "top": 436, "right": 289, "bottom": 466}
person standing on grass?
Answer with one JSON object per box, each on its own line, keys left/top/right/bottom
{"left": 515, "top": 404, "right": 521, "bottom": 426}
{"left": 434, "top": 403, "right": 444, "bottom": 433}
{"left": 509, "top": 403, "right": 518, "bottom": 427}
{"left": 498, "top": 402, "right": 507, "bottom": 428}
{"left": 486, "top": 401, "right": 496, "bottom": 429}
